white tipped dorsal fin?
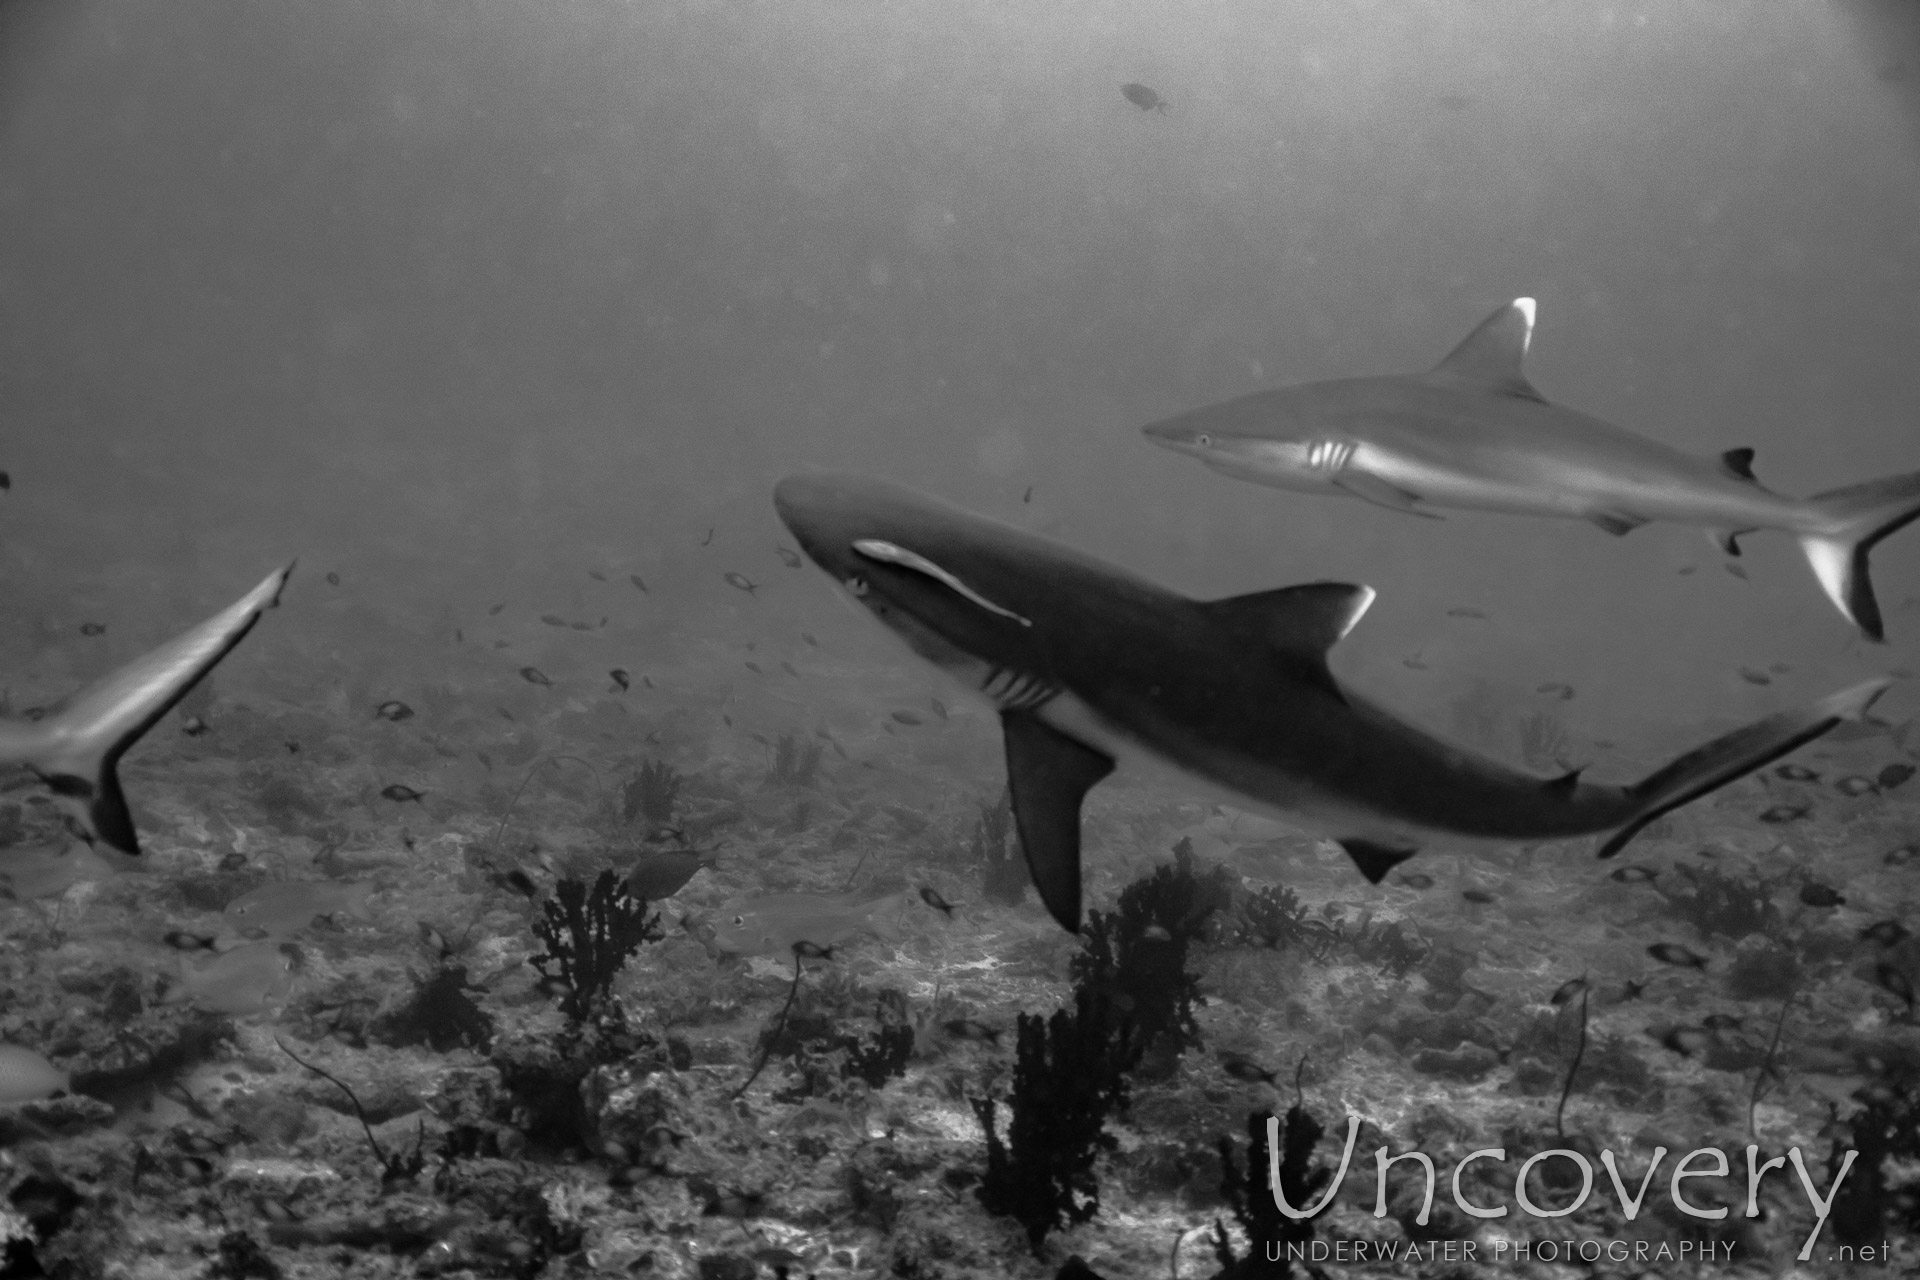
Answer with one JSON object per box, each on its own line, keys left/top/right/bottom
{"left": 1206, "top": 581, "right": 1375, "bottom": 655}
{"left": 1428, "top": 297, "right": 1544, "bottom": 402}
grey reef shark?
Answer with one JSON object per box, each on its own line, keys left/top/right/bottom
{"left": 774, "top": 473, "right": 1889, "bottom": 933}
{"left": 0, "top": 566, "right": 291, "bottom": 855}
{"left": 1141, "top": 298, "right": 1920, "bottom": 642}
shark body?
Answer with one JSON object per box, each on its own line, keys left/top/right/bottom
{"left": 775, "top": 473, "right": 1887, "bottom": 932}
{"left": 1141, "top": 298, "right": 1920, "bottom": 642}
{"left": 0, "top": 566, "right": 291, "bottom": 854}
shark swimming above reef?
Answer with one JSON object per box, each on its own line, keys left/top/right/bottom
{"left": 1140, "top": 298, "right": 1920, "bottom": 642}
{"left": 0, "top": 565, "right": 291, "bottom": 854}
{"left": 774, "top": 472, "right": 1890, "bottom": 933}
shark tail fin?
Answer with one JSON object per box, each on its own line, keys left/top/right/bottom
{"left": 1798, "top": 469, "right": 1920, "bottom": 642}
{"left": 4, "top": 566, "right": 292, "bottom": 854}
{"left": 1600, "top": 677, "right": 1893, "bottom": 859}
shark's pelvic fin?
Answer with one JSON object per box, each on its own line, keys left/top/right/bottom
{"left": 1337, "top": 837, "right": 1419, "bottom": 883}
{"left": 1427, "top": 297, "right": 1545, "bottom": 403}
{"left": 1, "top": 565, "right": 292, "bottom": 854}
{"left": 1797, "top": 470, "right": 1920, "bottom": 642}
{"left": 1586, "top": 509, "right": 1648, "bottom": 537}
{"left": 1710, "top": 527, "right": 1756, "bottom": 557}
{"left": 1598, "top": 676, "right": 1893, "bottom": 859}
{"left": 1334, "top": 472, "right": 1439, "bottom": 517}
{"left": 1001, "top": 709, "right": 1115, "bottom": 932}
{"left": 1720, "top": 448, "right": 1759, "bottom": 483}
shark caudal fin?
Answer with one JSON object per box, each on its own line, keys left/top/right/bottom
{"left": 1599, "top": 677, "right": 1893, "bottom": 859}
{"left": 1798, "top": 470, "right": 1920, "bottom": 642}
{"left": 0, "top": 566, "right": 292, "bottom": 854}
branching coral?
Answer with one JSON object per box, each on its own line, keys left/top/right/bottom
{"left": 530, "top": 870, "right": 662, "bottom": 1021}
{"left": 621, "top": 759, "right": 683, "bottom": 827}
{"left": 1211, "top": 1103, "right": 1332, "bottom": 1279}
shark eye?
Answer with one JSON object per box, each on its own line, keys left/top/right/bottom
{"left": 844, "top": 576, "right": 869, "bottom": 597}
{"left": 1195, "top": 433, "right": 1213, "bottom": 448}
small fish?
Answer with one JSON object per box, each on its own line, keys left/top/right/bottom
{"left": 699, "top": 527, "right": 714, "bottom": 547}
{"left": 1878, "top": 763, "right": 1915, "bottom": 790}
{"left": 569, "top": 619, "right": 600, "bottom": 631}
{"left": 1461, "top": 888, "right": 1496, "bottom": 904}
{"left": 1774, "top": 763, "right": 1820, "bottom": 782}
{"left": 776, "top": 546, "right": 803, "bottom": 569}
{"left": 722, "top": 714, "right": 732, "bottom": 727}
{"left": 181, "top": 715, "right": 210, "bottom": 737}
{"left": 0, "top": 470, "right": 8, "bottom": 490}
{"left": 1770, "top": 662, "right": 1793, "bottom": 674}
{"left": 1609, "top": 865, "right": 1659, "bottom": 883}
{"left": 629, "top": 574, "right": 648, "bottom": 593}
{"left": 1397, "top": 873, "right": 1435, "bottom": 890}
{"left": 489, "top": 603, "right": 505, "bottom": 615}
{"left": 1677, "top": 565, "right": 1697, "bottom": 575}
{"left": 890, "top": 710, "right": 924, "bottom": 727}
{"left": 1648, "top": 942, "right": 1708, "bottom": 969}
{"left": 162, "top": 930, "right": 219, "bottom": 952}
{"left": 380, "top": 784, "right": 425, "bottom": 803}
{"left": 1549, "top": 976, "right": 1589, "bottom": 1006}
{"left": 704, "top": 890, "right": 912, "bottom": 957}
{"left": 1022, "top": 486, "right": 1033, "bottom": 504}
{"left": 0, "top": 1045, "right": 68, "bottom": 1104}
{"left": 781, "top": 661, "right": 800, "bottom": 677}
{"left": 541, "top": 614, "right": 567, "bottom": 627}
{"left": 1535, "top": 682, "right": 1574, "bottom": 700}
{"left": 801, "top": 632, "right": 819, "bottom": 647}
{"left": 374, "top": 700, "right": 414, "bottom": 722}
{"left": 624, "top": 851, "right": 715, "bottom": 901}
{"left": 941, "top": 1019, "right": 1000, "bottom": 1043}
{"left": 641, "top": 675, "right": 654, "bottom": 689}
{"left": 519, "top": 667, "right": 551, "bottom": 686}
{"left": 1886, "top": 845, "right": 1919, "bottom": 866}
{"left": 744, "top": 661, "right": 763, "bottom": 674}
{"left": 1446, "top": 607, "right": 1487, "bottom": 620}
{"left": 1759, "top": 803, "right": 1811, "bottom": 824}
{"left": 284, "top": 740, "right": 299, "bottom": 754}
{"left": 610, "top": 669, "right": 631, "bottom": 692}
{"left": 1702, "top": 1013, "right": 1744, "bottom": 1032}
{"left": 1738, "top": 667, "right": 1771, "bottom": 687}
{"left": 792, "top": 940, "right": 836, "bottom": 960}
{"left": 1860, "top": 919, "right": 1911, "bottom": 947}
{"left": 492, "top": 869, "right": 538, "bottom": 899}
{"left": 1836, "top": 775, "right": 1880, "bottom": 798}
{"left": 1141, "top": 924, "right": 1174, "bottom": 942}
{"left": 79, "top": 622, "right": 106, "bottom": 636}
{"left": 930, "top": 698, "right": 949, "bottom": 722}
{"left": 1217, "top": 1050, "right": 1278, "bottom": 1085}
{"left": 1872, "top": 963, "right": 1915, "bottom": 1008}
{"left": 918, "top": 886, "right": 955, "bottom": 917}
{"left": 497, "top": 706, "right": 515, "bottom": 720}
{"left": 1657, "top": 1026, "right": 1714, "bottom": 1056}
{"left": 1724, "top": 562, "right": 1749, "bottom": 581}
{"left": 1798, "top": 882, "right": 1846, "bottom": 908}
{"left": 325, "top": 572, "right": 340, "bottom": 586}
{"left": 1621, "top": 979, "right": 1647, "bottom": 1001}
{"left": 724, "top": 572, "right": 758, "bottom": 595}
{"left": 588, "top": 570, "right": 607, "bottom": 582}
{"left": 1120, "top": 82, "right": 1169, "bottom": 112}
{"left": 417, "top": 921, "right": 452, "bottom": 958}
{"left": 1402, "top": 654, "right": 1429, "bottom": 670}
{"left": 164, "top": 942, "right": 298, "bottom": 1015}
{"left": 225, "top": 880, "right": 374, "bottom": 938}
{"left": 455, "top": 629, "right": 463, "bottom": 643}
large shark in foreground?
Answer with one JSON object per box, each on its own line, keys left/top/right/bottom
{"left": 775, "top": 473, "right": 1888, "bottom": 932}
{"left": 0, "top": 565, "right": 291, "bottom": 854}
{"left": 1141, "top": 298, "right": 1920, "bottom": 642}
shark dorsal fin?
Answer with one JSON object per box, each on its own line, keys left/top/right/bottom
{"left": 1428, "top": 297, "right": 1545, "bottom": 403}
{"left": 1206, "top": 582, "right": 1375, "bottom": 655}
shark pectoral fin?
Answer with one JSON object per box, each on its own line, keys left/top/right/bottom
{"left": 1337, "top": 838, "right": 1419, "bottom": 883}
{"left": 1427, "top": 297, "right": 1546, "bottom": 403}
{"left": 1334, "top": 472, "right": 1438, "bottom": 517}
{"left": 1001, "top": 710, "right": 1115, "bottom": 933}
{"left": 1585, "top": 509, "right": 1647, "bottom": 537}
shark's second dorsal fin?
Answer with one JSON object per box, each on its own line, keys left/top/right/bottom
{"left": 1428, "top": 297, "right": 1545, "bottom": 403}
{"left": 1720, "top": 448, "right": 1758, "bottom": 483}
{"left": 1206, "top": 582, "right": 1375, "bottom": 656}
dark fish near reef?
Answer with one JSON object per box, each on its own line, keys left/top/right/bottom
{"left": 724, "top": 573, "right": 758, "bottom": 595}
{"left": 326, "top": 572, "right": 340, "bottom": 586}
{"left": 492, "top": 868, "right": 538, "bottom": 899}
{"left": 1621, "top": 979, "right": 1647, "bottom": 1001}
{"left": 1549, "top": 976, "right": 1589, "bottom": 1005}
{"left": 1759, "top": 803, "right": 1811, "bottom": 824}
{"left": 930, "top": 697, "right": 949, "bottom": 720}
{"left": 791, "top": 940, "right": 836, "bottom": 961}
{"left": 610, "top": 669, "right": 631, "bottom": 692}
{"left": 1609, "top": 865, "right": 1658, "bottom": 883}
{"left": 1648, "top": 942, "right": 1708, "bottom": 968}
{"left": 776, "top": 474, "right": 1891, "bottom": 932}
{"left": 623, "top": 851, "right": 716, "bottom": 901}
{"left": 519, "top": 667, "right": 551, "bottom": 686}
{"left": 163, "top": 930, "right": 219, "bottom": 952}
{"left": 802, "top": 632, "right": 819, "bottom": 647}
{"left": 1120, "top": 82, "right": 1169, "bottom": 112}
{"left": 919, "top": 886, "right": 956, "bottom": 917}
{"left": 1446, "top": 608, "right": 1486, "bottom": 620}
{"left": 1775, "top": 763, "right": 1820, "bottom": 782}
{"left": 1398, "top": 873, "right": 1435, "bottom": 890}
{"left": 380, "top": 784, "right": 425, "bottom": 803}
{"left": 699, "top": 890, "right": 913, "bottom": 957}
{"left": 1702, "top": 1013, "right": 1744, "bottom": 1031}
{"left": 942, "top": 1019, "right": 1000, "bottom": 1043}
{"left": 374, "top": 700, "right": 413, "bottom": 722}
{"left": 0, "top": 471, "right": 8, "bottom": 490}
{"left": 0, "top": 1046, "right": 67, "bottom": 1104}
{"left": 79, "top": 622, "right": 106, "bottom": 636}
{"left": 782, "top": 661, "right": 800, "bottom": 677}
{"left": 541, "top": 614, "right": 567, "bottom": 627}
{"left": 1835, "top": 775, "right": 1879, "bottom": 797}
{"left": 1860, "top": 919, "right": 1911, "bottom": 947}
{"left": 745, "top": 661, "right": 763, "bottom": 674}
{"left": 489, "top": 603, "right": 505, "bottom": 615}
{"left": 777, "top": 546, "right": 803, "bottom": 569}
{"left": 890, "top": 709, "right": 924, "bottom": 726}
{"left": 629, "top": 574, "right": 648, "bottom": 593}
{"left": 225, "top": 880, "right": 374, "bottom": 938}
{"left": 1218, "top": 1050, "right": 1278, "bottom": 1085}
{"left": 1724, "top": 562, "right": 1750, "bottom": 581}
{"left": 1461, "top": 888, "right": 1496, "bottom": 904}
{"left": 1878, "top": 762, "right": 1915, "bottom": 789}
{"left": 0, "top": 566, "right": 289, "bottom": 855}
{"left": 1739, "top": 668, "right": 1771, "bottom": 686}
{"left": 163, "top": 941, "right": 298, "bottom": 1015}
{"left": 1657, "top": 1025, "right": 1714, "bottom": 1056}
{"left": 1798, "top": 882, "right": 1846, "bottom": 908}
{"left": 1139, "top": 296, "right": 1920, "bottom": 642}
{"left": 1872, "top": 963, "right": 1915, "bottom": 1008}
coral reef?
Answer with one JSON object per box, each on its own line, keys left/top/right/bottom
{"left": 620, "top": 758, "right": 684, "bottom": 827}
{"left": 529, "top": 869, "right": 663, "bottom": 1021}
